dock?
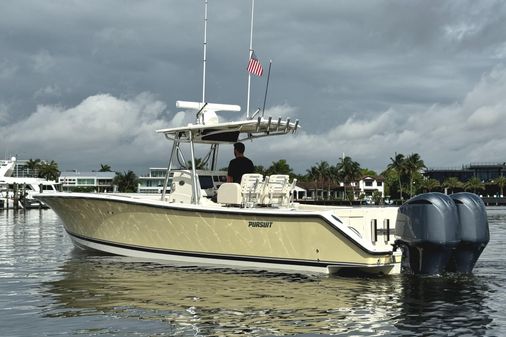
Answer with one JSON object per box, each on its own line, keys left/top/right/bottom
{"left": 481, "top": 197, "right": 506, "bottom": 206}
{"left": 0, "top": 183, "right": 48, "bottom": 210}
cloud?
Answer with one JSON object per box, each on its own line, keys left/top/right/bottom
{"left": 4, "top": 65, "right": 506, "bottom": 174}
{"left": 32, "top": 50, "right": 56, "bottom": 73}
{"left": 247, "top": 65, "right": 506, "bottom": 173}
{"left": 0, "top": 93, "right": 179, "bottom": 170}
{"left": 0, "top": 103, "right": 9, "bottom": 124}
{"left": 34, "top": 85, "right": 62, "bottom": 99}
{"left": 0, "top": 59, "right": 18, "bottom": 79}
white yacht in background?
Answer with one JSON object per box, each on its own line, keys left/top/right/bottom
{"left": 0, "top": 157, "right": 58, "bottom": 208}
{"left": 0, "top": 157, "right": 17, "bottom": 178}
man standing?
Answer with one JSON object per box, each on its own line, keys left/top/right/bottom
{"left": 227, "top": 142, "right": 254, "bottom": 183}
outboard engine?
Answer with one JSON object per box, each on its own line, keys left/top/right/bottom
{"left": 395, "top": 193, "right": 460, "bottom": 275}
{"left": 448, "top": 192, "right": 489, "bottom": 273}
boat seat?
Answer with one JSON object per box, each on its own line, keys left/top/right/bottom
{"left": 261, "top": 175, "right": 297, "bottom": 207}
{"left": 240, "top": 173, "right": 264, "bottom": 207}
{"left": 217, "top": 183, "right": 242, "bottom": 205}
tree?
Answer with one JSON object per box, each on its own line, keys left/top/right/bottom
{"left": 38, "top": 160, "right": 60, "bottom": 181}
{"left": 360, "top": 168, "right": 377, "bottom": 177}
{"left": 421, "top": 178, "right": 440, "bottom": 192}
{"left": 388, "top": 153, "right": 406, "bottom": 201}
{"left": 254, "top": 165, "right": 266, "bottom": 176}
{"left": 186, "top": 158, "right": 207, "bottom": 170}
{"left": 336, "top": 156, "right": 361, "bottom": 202}
{"left": 314, "top": 160, "right": 331, "bottom": 199}
{"left": 371, "top": 191, "right": 383, "bottom": 205}
{"left": 305, "top": 165, "right": 320, "bottom": 200}
{"left": 26, "top": 158, "right": 41, "bottom": 177}
{"left": 113, "top": 171, "right": 139, "bottom": 192}
{"left": 99, "top": 164, "right": 112, "bottom": 172}
{"left": 380, "top": 168, "right": 398, "bottom": 199}
{"left": 494, "top": 175, "right": 506, "bottom": 197}
{"left": 465, "top": 177, "right": 485, "bottom": 194}
{"left": 266, "top": 159, "right": 293, "bottom": 176}
{"left": 443, "top": 177, "right": 463, "bottom": 194}
{"left": 404, "top": 153, "right": 425, "bottom": 197}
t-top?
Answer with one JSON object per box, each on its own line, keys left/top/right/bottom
{"left": 227, "top": 156, "right": 255, "bottom": 183}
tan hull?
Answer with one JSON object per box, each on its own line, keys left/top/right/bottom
{"left": 38, "top": 193, "right": 400, "bottom": 275}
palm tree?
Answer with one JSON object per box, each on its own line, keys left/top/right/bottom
{"left": 306, "top": 165, "right": 319, "bottom": 200}
{"left": 329, "top": 165, "right": 340, "bottom": 199}
{"left": 388, "top": 153, "right": 406, "bottom": 201}
{"left": 186, "top": 158, "right": 206, "bottom": 170}
{"left": 38, "top": 160, "right": 60, "bottom": 181}
{"left": 254, "top": 165, "right": 266, "bottom": 176}
{"left": 315, "top": 161, "right": 330, "bottom": 200}
{"left": 421, "top": 178, "right": 440, "bottom": 192}
{"left": 442, "top": 177, "right": 463, "bottom": 194}
{"left": 113, "top": 171, "right": 139, "bottom": 192}
{"left": 404, "top": 153, "right": 425, "bottom": 197}
{"left": 26, "top": 158, "right": 41, "bottom": 177}
{"left": 360, "top": 168, "right": 377, "bottom": 177}
{"left": 266, "top": 159, "right": 293, "bottom": 176}
{"left": 336, "top": 156, "right": 361, "bottom": 202}
{"left": 465, "top": 177, "right": 485, "bottom": 194}
{"left": 99, "top": 164, "right": 112, "bottom": 172}
{"left": 494, "top": 175, "right": 506, "bottom": 197}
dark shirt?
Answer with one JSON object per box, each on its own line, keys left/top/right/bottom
{"left": 227, "top": 156, "right": 255, "bottom": 183}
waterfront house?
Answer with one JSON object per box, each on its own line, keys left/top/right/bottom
{"left": 59, "top": 171, "right": 115, "bottom": 192}
{"left": 137, "top": 168, "right": 170, "bottom": 194}
{"left": 298, "top": 175, "right": 384, "bottom": 202}
{"left": 358, "top": 175, "right": 385, "bottom": 199}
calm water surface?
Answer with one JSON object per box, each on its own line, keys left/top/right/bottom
{"left": 1, "top": 208, "right": 505, "bottom": 337}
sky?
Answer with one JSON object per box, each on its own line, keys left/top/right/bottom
{"left": 2, "top": 0, "right": 506, "bottom": 175}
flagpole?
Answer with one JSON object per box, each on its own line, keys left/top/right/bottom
{"left": 246, "top": 0, "right": 255, "bottom": 118}
{"left": 262, "top": 60, "right": 272, "bottom": 116}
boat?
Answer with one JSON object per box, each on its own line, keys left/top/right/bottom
{"left": 33, "top": 100, "right": 490, "bottom": 275}
{"left": 35, "top": 106, "right": 401, "bottom": 274}
{"left": 0, "top": 157, "right": 17, "bottom": 177}
{"left": 35, "top": 3, "right": 489, "bottom": 276}
{"left": 0, "top": 157, "right": 59, "bottom": 208}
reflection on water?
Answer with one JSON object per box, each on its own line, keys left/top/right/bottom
{"left": 1, "top": 208, "right": 506, "bottom": 336}
{"left": 396, "top": 275, "right": 493, "bottom": 336}
{"left": 43, "top": 257, "right": 404, "bottom": 336}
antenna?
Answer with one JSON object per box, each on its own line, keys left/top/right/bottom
{"left": 262, "top": 60, "right": 272, "bottom": 116}
{"left": 202, "top": 0, "right": 208, "bottom": 103}
{"left": 246, "top": 0, "right": 255, "bottom": 118}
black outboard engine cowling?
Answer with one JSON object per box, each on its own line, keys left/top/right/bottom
{"left": 395, "top": 193, "right": 460, "bottom": 275}
{"left": 448, "top": 192, "right": 489, "bottom": 273}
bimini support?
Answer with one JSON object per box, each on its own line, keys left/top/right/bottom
{"left": 188, "top": 130, "right": 200, "bottom": 204}
{"left": 161, "top": 134, "right": 179, "bottom": 201}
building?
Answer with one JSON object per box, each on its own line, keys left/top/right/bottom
{"left": 424, "top": 162, "right": 506, "bottom": 183}
{"left": 137, "top": 168, "right": 170, "bottom": 194}
{"left": 358, "top": 176, "right": 385, "bottom": 198}
{"left": 59, "top": 171, "right": 115, "bottom": 192}
{"left": 298, "top": 176, "right": 385, "bottom": 201}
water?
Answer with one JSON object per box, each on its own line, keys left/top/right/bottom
{"left": 0, "top": 208, "right": 505, "bottom": 337}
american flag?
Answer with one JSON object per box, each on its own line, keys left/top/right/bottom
{"left": 247, "top": 51, "right": 263, "bottom": 77}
